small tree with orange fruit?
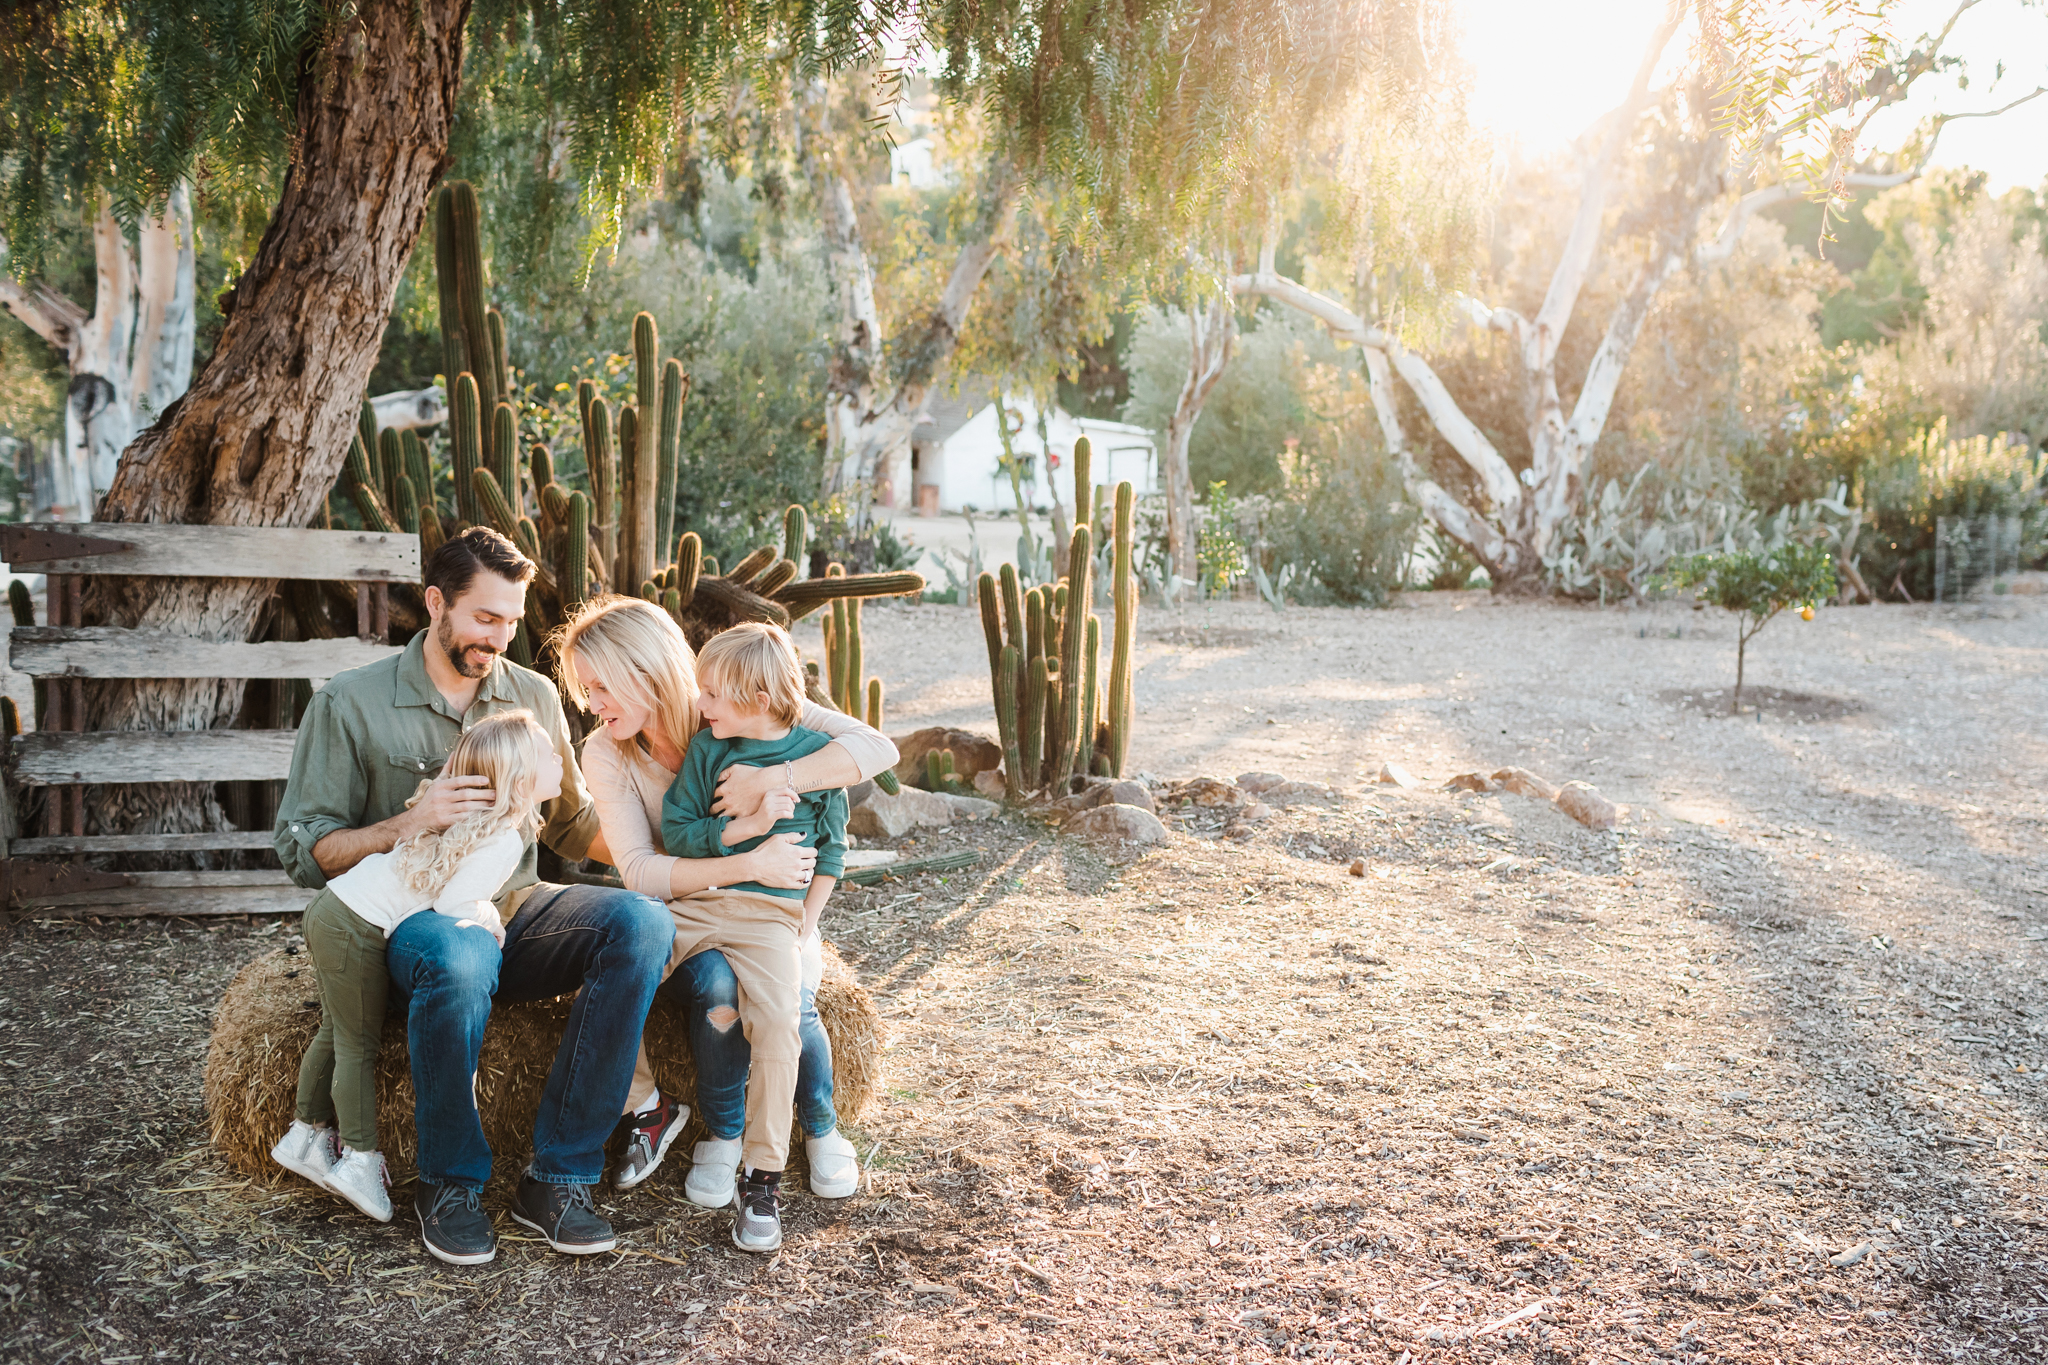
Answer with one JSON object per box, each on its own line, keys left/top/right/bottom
{"left": 1658, "top": 544, "right": 1837, "bottom": 714}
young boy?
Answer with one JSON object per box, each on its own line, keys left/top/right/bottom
{"left": 661, "top": 622, "right": 847, "bottom": 1252}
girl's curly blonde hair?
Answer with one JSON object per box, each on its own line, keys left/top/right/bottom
{"left": 392, "top": 709, "right": 551, "bottom": 899}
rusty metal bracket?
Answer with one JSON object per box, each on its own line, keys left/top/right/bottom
{"left": 1, "top": 526, "right": 134, "bottom": 566}
{"left": 1, "top": 858, "right": 135, "bottom": 907}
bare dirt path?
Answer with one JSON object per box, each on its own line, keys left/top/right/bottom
{"left": 3, "top": 592, "right": 2043, "bottom": 1364}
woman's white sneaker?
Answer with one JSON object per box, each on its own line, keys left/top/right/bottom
{"left": 270, "top": 1120, "right": 339, "bottom": 1188}
{"left": 805, "top": 1129, "right": 860, "bottom": 1198}
{"left": 325, "top": 1148, "right": 394, "bottom": 1223}
{"left": 683, "top": 1137, "right": 742, "bottom": 1209}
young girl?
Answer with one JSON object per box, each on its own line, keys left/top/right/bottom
{"left": 270, "top": 709, "right": 563, "bottom": 1224}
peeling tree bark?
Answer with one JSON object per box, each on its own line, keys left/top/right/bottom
{"left": 78, "top": 0, "right": 469, "bottom": 839}
{"left": 1, "top": 187, "right": 197, "bottom": 517}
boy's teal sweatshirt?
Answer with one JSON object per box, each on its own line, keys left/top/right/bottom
{"left": 660, "top": 724, "right": 848, "bottom": 900}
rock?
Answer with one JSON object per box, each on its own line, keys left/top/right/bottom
{"left": 1348, "top": 858, "right": 1367, "bottom": 877}
{"left": 972, "top": 769, "right": 1007, "bottom": 799}
{"left": 1235, "top": 771, "right": 1288, "bottom": 794}
{"left": 1164, "top": 776, "right": 1245, "bottom": 808}
{"left": 846, "top": 787, "right": 996, "bottom": 839}
{"left": 890, "top": 727, "right": 1003, "bottom": 786}
{"left": 1492, "top": 766, "right": 1560, "bottom": 801}
{"left": 1554, "top": 780, "right": 1621, "bottom": 830}
{"left": 1098, "top": 780, "right": 1155, "bottom": 813}
{"left": 1376, "top": 762, "right": 1421, "bottom": 789}
{"left": 1065, "top": 803, "right": 1170, "bottom": 847}
{"left": 1444, "top": 771, "right": 1498, "bottom": 793}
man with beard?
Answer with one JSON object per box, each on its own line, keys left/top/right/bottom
{"left": 274, "top": 528, "right": 672, "bottom": 1265}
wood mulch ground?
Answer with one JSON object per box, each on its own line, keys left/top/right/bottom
{"left": 3, "top": 591, "right": 2044, "bottom": 1364}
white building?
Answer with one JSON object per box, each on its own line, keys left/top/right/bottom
{"left": 902, "top": 388, "right": 1157, "bottom": 515}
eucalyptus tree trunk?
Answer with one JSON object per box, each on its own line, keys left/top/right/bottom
{"left": 78, "top": 0, "right": 469, "bottom": 839}
{"left": 809, "top": 158, "right": 1017, "bottom": 515}
{"left": 0, "top": 187, "right": 197, "bottom": 517}
{"left": 1161, "top": 290, "right": 1236, "bottom": 585}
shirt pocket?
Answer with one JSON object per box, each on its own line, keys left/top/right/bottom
{"left": 388, "top": 752, "right": 445, "bottom": 783}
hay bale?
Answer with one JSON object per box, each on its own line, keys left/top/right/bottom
{"left": 204, "top": 940, "right": 880, "bottom": 1184}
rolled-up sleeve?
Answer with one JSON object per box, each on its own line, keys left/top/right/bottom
{"left": 272, "top": 690, "right": 363, "bottom": 890}
{"left": 534, "top": 690, "right": 601, "bottom": 862}
{"left": 798, "top": 702, "right": 899, "bottom": 781}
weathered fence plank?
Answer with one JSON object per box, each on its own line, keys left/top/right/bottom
{"left": 1, "top": 524, "right": 419, "bottom": 581}
{"left": 12, "top": 731, "right": 300, "bottom": 785}
{"left": 10, "top": 628, "right": 400, "bottom": 680}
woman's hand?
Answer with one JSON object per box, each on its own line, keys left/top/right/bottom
{"left": 745, "top": 832, "right": 818, "bottom": 890}
{"left": 712, "top": 762, "right": 781, "bottom": 818}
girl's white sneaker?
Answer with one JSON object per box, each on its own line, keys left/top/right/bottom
{"left": 270, "top": 1120, "right": 339, "bottom": 1188}
{"left": 805, "top": 1129, "right": 860, "bottom": 1198}
{"left": 683, "top": 1137, "right": 743, "bottom": 1209}
{"left": 326, "top": 1148, "right": 394, "bottom": 1223}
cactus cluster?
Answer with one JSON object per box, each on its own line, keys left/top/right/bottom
{"left": 337, "top": 181, "right": 927, "bottom": 689}
{"left": 976, "top": 437, "right": 1138, "bottom": 796}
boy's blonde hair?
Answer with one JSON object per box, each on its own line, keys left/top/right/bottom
{"left": 392, "top": 710, "right": 550, "bottom": 898}
{"left": 552, "top": 595, "right": 701, "bottom": 756}
{"left": 697, "top": 623, "right": 804, "bottom": 729}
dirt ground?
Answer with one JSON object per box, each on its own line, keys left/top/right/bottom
{"left": 4, "top": 590, "right": 2045, "bottom": 1364}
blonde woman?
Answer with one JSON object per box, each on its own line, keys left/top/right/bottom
{"left": 555, "top": 595, "right": 897, "bottom": 1203}
{"left": 275, "top": 710, "right": 562, "bottom": 1234}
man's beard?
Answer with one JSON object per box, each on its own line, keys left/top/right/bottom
{"left": 436, "top": 617, "right": 500, "bottom": 680}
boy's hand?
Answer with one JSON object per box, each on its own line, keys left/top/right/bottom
{"left": 722, "top": 786, "right": 798, "bottom": 845}
{"left": 713, "top": 762, "right": 784, "bottom": 818}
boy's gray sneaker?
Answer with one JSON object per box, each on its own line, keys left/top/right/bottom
{"left": 415, "top": 1182, "right": 497, "bottom": 1265}
{"left": 731, "top": 1169, "right": 783, "bottom": 1253}
{"left": 509, "top": 1176, "right": 617, "bottom": 1255}
{"left": 270, "top": 1119, "right": 339, "bottom": 1188}
{"left": 325, "top": 1148, "right": 393, "bottom": 1223}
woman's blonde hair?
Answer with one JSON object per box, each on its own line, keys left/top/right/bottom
{"left": 392, "top": 709, "right": 551, "bottom": 898}
{"left": 552, "top": 595, "right": 701, "bottom": 756}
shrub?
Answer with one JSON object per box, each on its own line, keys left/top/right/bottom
{"left": 1857, "top": 425, "right": 2044, "bottom": 601}
{"left": 1272, "top": 447, "right": 1419, "bottom": 606}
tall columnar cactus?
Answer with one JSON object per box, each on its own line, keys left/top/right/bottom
{"left": 1053, "top": 523, "right": 1094, "bottom": 783}
{"left": 376, "top": 427, "right": 403, "bottom": 510}
{"left": 675, "top": 531, "right": 701, "bottom": 608}
{"left": 977, "top": 571, "right": 1025, "bottom": 798}
{"left": 1106, "top": 480, "right": 1137, "bottom": 776}
{"left": 995, "top": 645, "right": 1024, "bottom": 799}
{"left": 491, "top": 401, "right": 520, "bottom": 513}
{"left": 582, "top": 392, "right": 615, "bottom": 565}
{"left": 617, "top": 403, "right": 647, "bottom": 592}
{"left": 1081, "top": 614, "right": 1102, "bottom": 776}
{"left": 656, "top": 358, "right": 686, "bottom": 565}
{"left": 563, "top": 490, "right": 591, "bottom": 613}
{"left": 1021, "top": 653, "right": 1048, "bottom": 789}
{"left": 1070, "top": 435, "right": 1092, "bottom": 539}
{"left": 866, "top": 677, "right": 884, "bottom": 730}
{"left": 783, "top": 504, "right": 809, "bottom": 567}
{"left": 433, "top": 188, "right": 469, "bottom": 386}
{"left": 345, "top": 433, "right": 397, "bottom": 533}
{"left": 450, "top": 373, "right": 483, "bottom": 526}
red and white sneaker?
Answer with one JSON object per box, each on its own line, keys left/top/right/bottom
{"left": 613, "top": 1096, "right": 690, "bottom": 1190}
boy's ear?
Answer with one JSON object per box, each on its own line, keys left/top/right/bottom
{"left": 755, "top": 690, "right": 773, "bottom": 714}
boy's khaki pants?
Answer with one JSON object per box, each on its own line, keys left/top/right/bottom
{"left": 635, "top": 889, "right": 802, "bottom": 1174}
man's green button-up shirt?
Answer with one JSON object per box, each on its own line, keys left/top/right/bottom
{"left": 272, "top": 630, "right": 600, "bottom": 913}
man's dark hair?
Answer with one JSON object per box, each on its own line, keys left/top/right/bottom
{"left": 424, "top": 526, "right": 536, "bottom": 602}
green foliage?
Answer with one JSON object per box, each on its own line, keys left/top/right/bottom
{"left": 1858, "top": 425, "right": 2045, "bottom": 601}
{"left": 1196, "top": 481, "right": 1246, "bottom": 597}
{"left": 1270, "top": 447, "right": 1418, "bottom": 607}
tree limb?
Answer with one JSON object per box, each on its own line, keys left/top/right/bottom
{"left": 1530, "top": 0, "right": 1687, "bottom": 368}
{"left": 0, "top": 277, "right": 87, "bottom": 355}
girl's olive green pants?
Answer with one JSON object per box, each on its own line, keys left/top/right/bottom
{"left": 293, "top": 889, "right": 390, "bottom": 1152}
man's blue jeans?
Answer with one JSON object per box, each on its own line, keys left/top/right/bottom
{"left": 667, "top": 948, "right": 838, "bottom": 1142}
{"left": 385, "top": 882, "right": 673, "bottom": 1191}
